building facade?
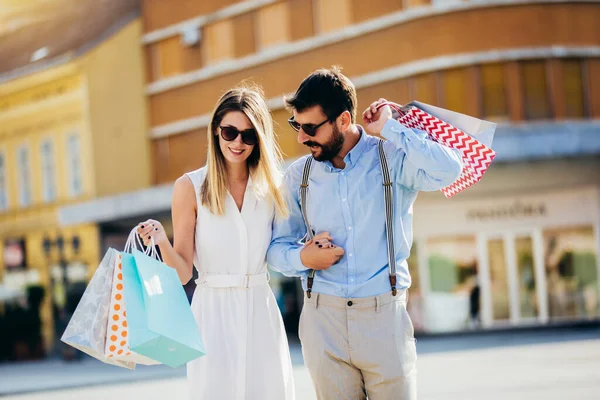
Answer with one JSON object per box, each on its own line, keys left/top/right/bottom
{"left": 0, "top": 17, "right": 150, "bottom": 353}
{"left": 60, "top": 0, "right": 600, "bottom": 334}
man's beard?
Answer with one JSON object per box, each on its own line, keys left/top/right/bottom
{"left": 303, "top": 125, "right": 344, "bottom": 162}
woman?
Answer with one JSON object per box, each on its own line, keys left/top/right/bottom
{"left": 137, "top": 86, "right": 295, "bottom": 399}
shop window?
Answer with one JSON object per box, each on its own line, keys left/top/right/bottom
{"left": 481, "top": 63, "right": 509, "bottom": 121}
{"left": 40, "top": 139, "right": 57, "bottom": 203}
{"left": 17, "top": 145, "right": 32, "bottom": 207}
{"left": 562, "top": 59, "right": 587, "bottom": 118}
{"left": 426, "top": 236, "right": 479, "bottom": 332}
{"left": 256, "top": 2, "right": 291, "bottom": 51}
{"left": 487, "top": 239, "right": 510, "bottom": 321}
{"left": 522, "top": 60, "right": 552, "bottom": 120}
{"left": 406, "top": 243, "right": 424, "bottom": 333}
{"left": 516, "top": 236, "right": 538, "bottom": 319}
{"left": 543, "top": 226, "right": 599, "bottom": 319}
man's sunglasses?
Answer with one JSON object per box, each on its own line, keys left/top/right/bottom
{"left": 288, "top": 117, "right": 331, "bottom": 137}
{"left": 219, "top": 125, "right": 258, "bottom": 146}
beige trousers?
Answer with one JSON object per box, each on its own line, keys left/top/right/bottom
{"left": 299, "top": 291, "right": 417, "bottom": 400}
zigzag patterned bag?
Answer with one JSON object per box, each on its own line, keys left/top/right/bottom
{"left": 379, "top": 101, "right": 497, "bottom": 198}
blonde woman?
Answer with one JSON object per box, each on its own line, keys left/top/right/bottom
{"left": 137, "top": 86, "right": 295, "bottom": 399}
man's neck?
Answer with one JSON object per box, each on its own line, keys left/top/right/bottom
{"left": 331, "top": 124, "right": 361, "bottom": 170}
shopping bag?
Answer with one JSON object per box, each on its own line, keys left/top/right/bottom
{"left": 121, "top": 231, "right": 205, "bottom": 368}
{"left": 379, "top": 101, "right": 497, "bottom": 197}
{"left": 104, "top": 252, "right": 160, "bottom": 365}
{"left": 61, "top": 248, "right": 135, "bottom": 369}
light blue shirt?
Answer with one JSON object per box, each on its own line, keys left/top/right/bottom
{"left": 267, "top": 119, "right": 463, "bottom": 298}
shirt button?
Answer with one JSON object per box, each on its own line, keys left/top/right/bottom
{"left": 341, "top": 172, "right": 346, "bottom": 176}
{"left": 350, "top": 278, "right": 354, "bottom": 282}
{"left": 347, "top": 301, "right": 353, "bottom": 307}
{"left": 348, "top": 226, "right": 353, "bottom": 231}
{"left": 349, "top": 253, "right": 353, "bottom": 257}
{"left": 342, "top": 198, "right": 347, "bottom": 202}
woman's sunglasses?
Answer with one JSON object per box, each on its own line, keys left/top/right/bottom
{"left": 219, "top": 125, "right": 258, "bottom": 146}
{"left": 288, "top": 117, "right": 331, "bottom": 137}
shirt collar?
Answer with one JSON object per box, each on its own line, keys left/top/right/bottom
{"left": 343, "top": 125, "right": 368, "bottom": 169}
{"left": 321, "top": 125, "right": 369, "bottom": 171}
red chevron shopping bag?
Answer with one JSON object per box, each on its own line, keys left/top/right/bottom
{"left": 381, "top": 101, "right": 497, "bottom": 198}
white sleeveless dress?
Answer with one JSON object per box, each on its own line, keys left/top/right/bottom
{"left": 185, "top": 167, "right": 295, "bottom": 400}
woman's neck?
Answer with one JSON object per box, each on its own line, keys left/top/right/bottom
{"left": 225, "top": 162, "right": 249, "bottom": 185}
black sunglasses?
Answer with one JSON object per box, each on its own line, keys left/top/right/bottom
{"left": 219, "top": 125, "right": 258, "bottom": 146}
{"left": 288, "top": 117, "right": 331, "bottom": 137}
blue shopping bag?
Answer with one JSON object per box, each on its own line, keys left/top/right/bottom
{"left": 121, "top": 249, "right": 205, "bottom": 368}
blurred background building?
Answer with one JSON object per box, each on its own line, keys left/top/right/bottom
{"left": 1, "top": 0, "right": 599, "bottom": 361}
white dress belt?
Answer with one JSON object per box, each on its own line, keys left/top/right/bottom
{"left": 195, "top": 272, "right": 269, "bottom": 289}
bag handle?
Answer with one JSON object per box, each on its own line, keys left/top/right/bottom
{"left": 124, "top": 227, "right": 162, "bottom": 261}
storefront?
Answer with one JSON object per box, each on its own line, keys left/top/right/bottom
{"left": 408, "top": 186, "right": 600, "bottom": 333}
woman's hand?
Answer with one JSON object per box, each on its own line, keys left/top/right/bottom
{"left": 136, "top": 219, "right": 169, "bottom": 247}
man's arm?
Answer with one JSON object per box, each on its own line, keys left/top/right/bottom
{"left": 381, "top": 118, "right": 463, "bottom": 192}
{"left": 267, "top": 162, "right": 344, "bottom": 276}
{"left": 364, "top": 101, "right": 462, "bottom": 192}
{"left": 267, "top": 166, "right": 310, "bottom": 278}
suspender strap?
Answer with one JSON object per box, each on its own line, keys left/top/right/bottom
{"left": 300, "top": 157, "right": 316, "bottom": 298}
{"left": 299, "top": 141, "right": 398, "bottom": 298}
{"left": 378, "top": 140, "right": 397, "bottom": 296}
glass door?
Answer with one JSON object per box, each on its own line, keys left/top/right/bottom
{"left": 479, "top": 230, "right": 547, "bottom": 327}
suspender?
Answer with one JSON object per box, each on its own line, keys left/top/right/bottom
{"left": 299, "top": 139, "right": 397, "bottom": 298}
{"left": 299, "top": 157, "right": 316, "bottom": 297}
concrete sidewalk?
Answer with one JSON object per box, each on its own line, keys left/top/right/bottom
{"left": 0, "top": 343, "right": 305, "bottom": 396}
{"left": 2, "top": 325, "right": 599, "bottom": 397}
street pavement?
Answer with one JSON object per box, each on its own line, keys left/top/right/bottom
{"left": 2, "top": 326, "right": 599, "bottom": 399}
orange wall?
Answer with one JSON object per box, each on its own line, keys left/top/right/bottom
{"left": 148, "top": 3, "right": 600, "bottom": 127}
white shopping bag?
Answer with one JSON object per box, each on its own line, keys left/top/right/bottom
{"left": 61, "top": 248, "right": 135, "bottom": 369}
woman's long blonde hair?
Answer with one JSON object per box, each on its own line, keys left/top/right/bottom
{"left": 201, "top": 85, "right": 288, "bottom": 218}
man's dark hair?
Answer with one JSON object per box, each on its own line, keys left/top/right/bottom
{"left": 285, "top": 66, "right": 357, "bottom": 123}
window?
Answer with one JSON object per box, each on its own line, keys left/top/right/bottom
{"left": 562, "top": 59, "right": 587, "bottom": 118}
{"left": 0, "top": 151, "right": 7, "bottom": 211}
{"left": 441, "top": 68, "right": 469, "bottom": 114}
{"left": 40, "top": 139, "right": 57, "bottom": 202}
{"left": 543, "top": 226, "right": 599, "bottom": 319}
{"left": 522, "top": 60, "right": 552, "bottom": 120}
{"left": 66, "top": 134, "right": 83, "bottom": 197}
{"left": 17, "top": 145, "right": 32, "bottom": 207}
{"left": 256, "top": 2, "right": 291, "bottom": 50}
{"left": 314, "top": 0, "right": 352, "bottom": 33}
{"left": 487, "top": 239, "right": 510, "bottom": 321}
{"left": 481, "top": 63, "right": 509, "bottom": 120}
{"left": 410, "top": 73, "right": 437, "bottom": 106}
{"left": 204, "top": 19, "right": 235, "bottom": 64}
{"left": 426, "top": 236, "right": 479, "bottom": 332}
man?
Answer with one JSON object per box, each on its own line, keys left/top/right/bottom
{"left": 267, "top": 67, "right": 462, "bottom": 399}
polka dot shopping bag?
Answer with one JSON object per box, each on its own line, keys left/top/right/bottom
{"left": 105, "top": 252, "right": 160, "bottom": 365}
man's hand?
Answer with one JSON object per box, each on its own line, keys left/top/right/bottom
{"left": 300, "top": 232, "right": 345, "bottom": 270}
{"left": 362, "top": 98, "right": 402, "bottom": 135}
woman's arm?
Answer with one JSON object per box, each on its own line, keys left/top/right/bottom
{"left": 137, "top": 175, "right": 197, "bottom": 284}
